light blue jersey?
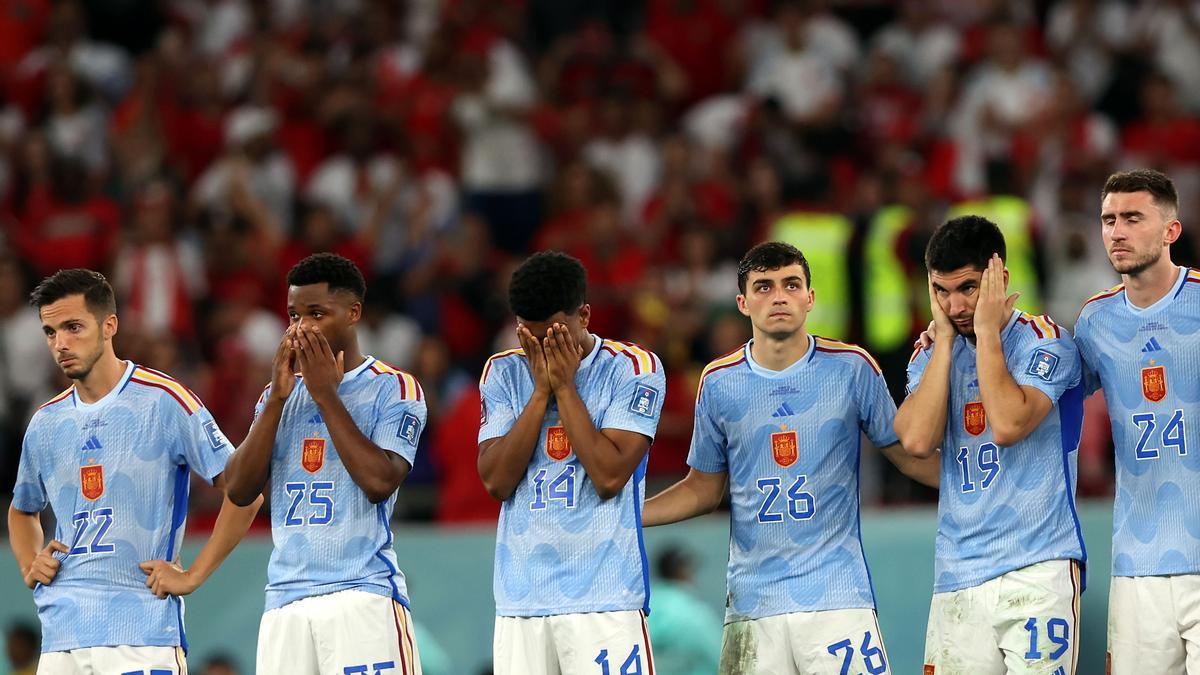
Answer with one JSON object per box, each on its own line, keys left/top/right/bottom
{"left": 688, "top": 337, "right": 898, "bottom": 622}
{"left": 12, "top": 361, "right": 234, "bottom": 653}
{"left": 255, "top": 356, "right": 426, "bottom": 611}
{"left": 1074, "top": 267, "right": 1200, "bottom": 577}
{"left": 906, "top": 311, "right": 1087, "bottom": 593}
{"left": 479, "top": 335, "right": 665, "bottom": 617}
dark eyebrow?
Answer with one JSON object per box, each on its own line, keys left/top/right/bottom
{"left": 932, "top": 279, "right": 976, "bottom": 293}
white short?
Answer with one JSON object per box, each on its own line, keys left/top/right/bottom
{"left": 718, "top": 607, "right": 890, "bottom": 675}
{"left": 493, "top": 610, "right": 654, "bottom": 675}
{"left": 38, "top": 646, "right": 188, "bottom": 674}
{"left": 1108, "top": 573, "right": 1200, "bottom": 675}
{"left": 256, "top": 589, "right": 422, "bottom": 675}
{"left": 924, "top": 559, "right": 1082, "bottom": 675}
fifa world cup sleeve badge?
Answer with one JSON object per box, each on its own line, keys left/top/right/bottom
{"left": 80, "top": 464, "right": 104, "bottom": 500}
{"left": 1142, "top": 365, "right": 1167, "bottom": 402}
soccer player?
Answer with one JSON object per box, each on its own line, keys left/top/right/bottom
{"left": 8, "top": 269, "right": 261, "bottom": 674}
{"left": 477, "top": 251, "right": 665, "bottom": 675}
{"left": 222, "top": 253, "right": 427, "bottom": 674}
{"left": 895, "top": 216, "right": 1087, "bottom": 674}
{"left": 1073, "top": 170, "right": 1200, "bottom": 674}
{"left": 641, "top": 242, "right": 939, "bottom": 674}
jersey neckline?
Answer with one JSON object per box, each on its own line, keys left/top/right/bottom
{"left": 1123, "top": 266, "right": 1187, "bottom": 315}
{"left": 74, "top": 360, "right": 136, "bottom": 410}
{"left": 743, "top": 334, "right": 814, "bottom": 378}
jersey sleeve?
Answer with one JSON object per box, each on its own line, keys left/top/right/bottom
{"left": 1070, "top": 316, "right": 1102, "bottom": 397}
{"left": 1011, "top": 333, "right": 1082, "bottom": 404}
{"left": 857, "top": 361, "right": 900, "bottom": 448}
{"left": 905, "top": 346, "right": 931, "bottom": 396}
{"left": 170, "top": 401, "right": 235, "bottom": 485}
{"left": 12, "top": 425, "right": 47, "bottom": 513}
{"left": 686, "top": 384, "right": 728, "bottom": 473}
{"left": 252, "top": 384, "right": 272, "bottom": 421}
{"left": 371, "top": 376, "right": 428, "bottom": 467}
{"left": 478, "top": 361, "right": 518, "bottom": 444}
{"left": 599, "top": 353, "right": 667, "bottom": 440}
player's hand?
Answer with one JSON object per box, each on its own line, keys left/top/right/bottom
{"left": 294, "top": 324, "right": 344, "bottom": 405}
{"left": 543, "top": 324, "right": 584, "bottom": 393}
{"left": 928, "top": 277, "right": 956, "bottom": 342}
{"left": 972, "top": 254, "right": 1018, "bottom": 338}
{"left": 517, "top": 324, "right": 551, "bottom": 395}
{"left": 269, "top": 326, "right": 298, "bottom": 403}
{"left": 915, "top": 320, "right": 937, "bottom": 350}
{"left": 139, "top": 560, "right": 198, "bottom": 598}
{"left": 23, "top": 540, "right": 68, "bottom": 588}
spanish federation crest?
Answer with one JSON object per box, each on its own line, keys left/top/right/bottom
{"left": 546, "top": 425, "right": 571, "bottom": 461}
{"left": 964, "top": 401, "right": 987, "bottom": 436}
{"left": 302, "top": 437, "right": 326, "bottom": 473}
{"left": 1142, "top": 365, "right": 1167, "bottom": 403}
{"left": 80, "top": 464, "right": 104, "bottom": 500}
{"left": 771, "top": 430, "right": 799, "bottom": 468}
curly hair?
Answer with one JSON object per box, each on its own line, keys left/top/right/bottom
{"left": 286, "top": 253, "right": 366, "bottom": 300}
{"left": 29, "top": 268, "right": 116, "bottom": 317}
{"left": 925, "top": 215, "right": 1006, "bottom": 274}
{"left": 737, "top": 242, "right": 811, "bottom": 293}
{"left": 508, "top": 251, "right": 587, "bottom": 321}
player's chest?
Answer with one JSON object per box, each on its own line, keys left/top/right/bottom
{"left": 275, "top": 397, "right": 374, "bottom": 475}
{"left": 45, "top": 412, "right": 169, "bottom": 502}
{"left": 719, "top": 382, "right": 856, "bottom": 469}
{"left": 1094, "top": 320, "right": 1197, "bottom": 404}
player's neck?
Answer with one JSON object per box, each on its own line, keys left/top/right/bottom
{"left": 1124, "top": 257, "right": 1180, "bottom": 309}
{"left": 75, "top": 353, "right": 128, "bottom": 404}
{"left": 750, "top": 331, "right": 810, "bottom": 371}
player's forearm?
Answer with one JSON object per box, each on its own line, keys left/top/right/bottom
{"left": 7, "top": 507, "right": 43, "bottom": 576}
{"left": 477, "top": 392, "right": 549, "bottom": 501}
{"left": 555, "top": 386, "right": 635, "bottom": 497}
{"left": 975, "top": 334, "right": 1034, "bottom": 445}
{"left": 224, "top": 400, "right": 284, "bottom": 506}
{"left": 315, "top": 397, "right": 405, "bottom": 503}
{"left": 877, "top": 442, "right": 940, "bottom": 488}
{"left": 894, "top": 342, "right": 953, "bottom": 458}
{"left": 643, "top": 470, "right": 727, "bottom": 526}
{"left": 185, "top": 493, "right": 262, "bottom": 584}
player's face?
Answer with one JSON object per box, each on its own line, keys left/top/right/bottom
{"left": 930, "top": 266, "right": 985, "bottom": 337}
{"left": 517, "top": 304, "right": 591, "bottom": 348}
{"left": 286, "top": 283, "right": 361, "bottom": 355}
{"left": 39, "top": 294, "right": 114, "bottom": 380}
{"left": 736, "top": 265, "right": 814, "bottom": 339}
{"left": 1101, "top": 190, "right": 1180, "bottom": 276}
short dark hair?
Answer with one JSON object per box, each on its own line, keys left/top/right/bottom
{"left": 1102, "top": 169, "right": 1179, "bottom": 218}
{"left": 925, "top": 215, "right": 1006, "bottom": 273}
{"left": 29, "top": 268, "right": 116, "bottom": 317}
{"left": 286, "top": 253, "right": 366, "bottom": 300}
{"left": 737, "top": 241, "right": 811, "bottom": 293}
{"left": 509, "top": 251, "right": 588, "bottom": 321}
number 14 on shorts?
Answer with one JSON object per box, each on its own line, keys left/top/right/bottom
{"left": 595, "top": 645, "right": 644, "bottom": 674}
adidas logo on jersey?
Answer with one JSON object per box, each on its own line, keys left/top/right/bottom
{"left": 81, "top": 435, "right": 103, "bottom": 452}
{"left": 308, "top": 413, "right": 324, "bottom": 424}
{"left": 771, "top": 402, "right": 797, "bottom": 418}
{"left": 1142, "top": 337, "right": 1164, "bottom": 353}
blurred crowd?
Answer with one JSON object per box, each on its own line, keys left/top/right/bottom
{"left": 2, "top": 0, "right": 1198, "bottom": 521}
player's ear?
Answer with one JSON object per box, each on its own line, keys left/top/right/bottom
{"left": 103, "top": 314, "right": 118, "bottom": 341}
{"left": 578, "top": 303, "right": 591, "bottom": 330}
{"left": 1002, "top": 268, "right": 1010, "bottom": 290}
{"left": 735, "top": 294, "right": 750, "bottom": 317}
{"left": 1165, "top": 218, "right": 1182, "bottom": 245}
{"left": 347, "top": 300, "right": 362, "bottom": 325}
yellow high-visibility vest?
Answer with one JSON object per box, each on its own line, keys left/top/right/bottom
{"left": 947, "top": 196, "right": 1041, "bottom": 313}
{"left": 865, "top": 205, "right": 914, "bottom": 352}
{"left": 770, "top": 211, "right": 853, "bottom": 340}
